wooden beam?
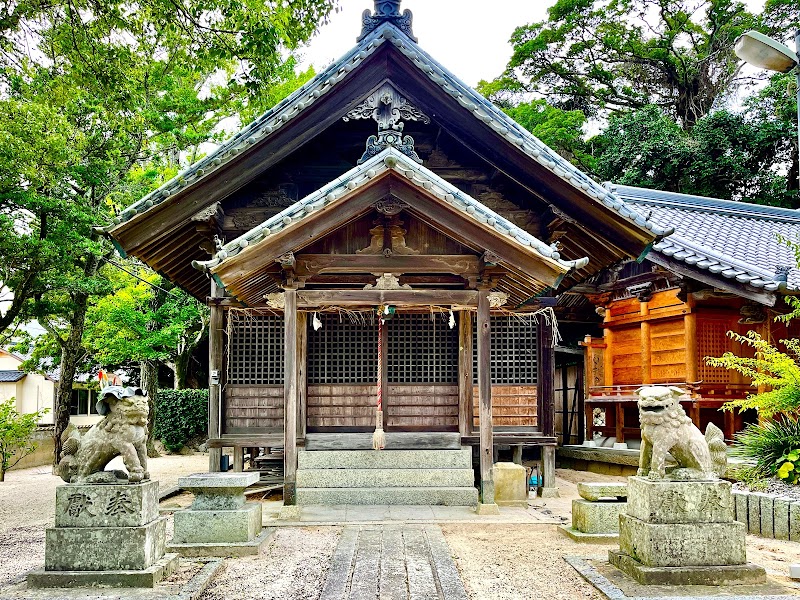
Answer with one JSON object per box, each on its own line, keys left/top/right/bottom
{"left": 297, "top": 289, "right": 479, "bottom": 307}
{"left": 283, "top": 288, "right": 299, "bottom": 506}
{"left": 295, "top": 254, "right": 480, "bottom": 277}
{"left": 458, "top": 311, "right": 474, "bottom": 437}
{"left": 477, "top": 289, "right": 494, "bottom": 505}
{"left": 298, "top": 312, "right": 308, "bottom": 441}
{"left": 208, "top": 280, "right": 224, "bottom": 473}
{"left": 684, "top": 295, "right": 698, "bottom": 383}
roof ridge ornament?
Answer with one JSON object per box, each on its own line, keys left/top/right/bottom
{"left": 358, "top": 0, "right": 416, "bottom": 42}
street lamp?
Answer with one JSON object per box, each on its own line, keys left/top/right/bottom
{"left": 734, "top": 29, "right": 800, "bottom": 188}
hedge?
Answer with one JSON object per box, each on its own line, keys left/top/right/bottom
{"left": 153, "top": 389, "right": 208, "bottom": 452}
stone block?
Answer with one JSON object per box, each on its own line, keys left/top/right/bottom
{"left": 790, "top": 564, "right": 800, "bottom": 580}
{"left": 44, "top": 516, "right": 167, "bottom": 571}
{"left": 791, "top": 501, "right": 800, "bottom": 542}
{"left": 54, "top": 481, "right": 159, "bottom": 528}
{"left": 172, "top": 502, "right": 262, "bottom": 544}
{"left": 577, "top": 482, "right": 627, "bottom": 501}
{"left": 748, "top": 491, "right": 769, "bottom": 535}
{"left": 572, "top": 499, "right": 625, "bottom": 534}
{"left": 475, "top": 503, "right": 500, "bottom": 515}
{"left": 625, "top": 477, "right": 733, "bottom": 524}
{"left": 609, "top": 550, "right": 766, "bottom": 586}
{"left": 179, "top": 472, "right": 259, "bottom": 510}
{"left": 618, "top": 514, "right": 746, "bottom": 567}
{"left": 732, "top": 490, "right": 748, "bottom": 526}
{"left": 29, "top": 553, "right": 178, "bottom": 588}
{"left": 492, "top": 462, "right": 527, "bottom": 507}
{"left": 168, "top": 528, "right": 273, "bottom": 558}
{"left": 760, "top": 493, "right": 775, "bottom": 538}
{"left": 557, "top": 524, "right": 618, "bottom": 544}
{"left": 774, "top": 497, "right": 792, "bottom": 541}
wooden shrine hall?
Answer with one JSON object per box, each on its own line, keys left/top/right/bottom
{"left": 103, "top": 1, "right": 672, "bottom": 506}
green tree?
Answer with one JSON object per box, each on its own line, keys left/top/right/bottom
{"left": 0, "top": 400, "right": 48, "bottom": 482}
{"left": 0, "top": 0, "right": 338, "bottom": 465}
{"left": 483, "top": 0, "right": 795, "bottom": 128}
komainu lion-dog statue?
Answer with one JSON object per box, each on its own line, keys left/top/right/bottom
{"left": 637, "top": 386, "right": 727, "bottom": 481}
{"left": 57, "top": 372, "right": 150, "bottom": 484}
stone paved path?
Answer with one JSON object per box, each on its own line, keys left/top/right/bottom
{"left": 320, "top": 525, "right": 468, "bottom": 600}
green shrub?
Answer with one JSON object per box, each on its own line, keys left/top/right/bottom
{"left": 153, "top": 389, "right": 208, "bottom": 452}
{"left": 732, "top": 416, "right": 800, "bottom": 482}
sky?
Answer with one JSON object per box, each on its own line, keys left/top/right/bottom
{"left": 298, "top": 0, "right": 552, "bottom": 87}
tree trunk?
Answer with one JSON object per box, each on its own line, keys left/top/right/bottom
{"left": 52, "top": 290, "right": 92, "bottom": 468}
{"left": 173, "top": 352, "right": 191, "bottom": 390}
{"left": 140, "top": 360, "right": 160, "bottom": 458}
{"left": 0, "top": 468, "right": 5, "bottom": 482}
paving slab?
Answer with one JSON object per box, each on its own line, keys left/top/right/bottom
{"left": 319, "top": 525, "right": 468, "bottom": 600}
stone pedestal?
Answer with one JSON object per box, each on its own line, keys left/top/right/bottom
{"left": 28, "top": 481, "right": 178, "bottom": 588}
{"left": 492, "top": 462, "right": 527, "bottom": 507}
{"left": 609, "top": 477, "right": 766, "bottom": 586}
{"left": 559, "top": 482, "right": 627, "bottom": 543}
{"left": 168, "top": 472, "right": 271, "bottom": 557}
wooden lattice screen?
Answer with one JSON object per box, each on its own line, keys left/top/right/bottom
{"left": 225, "top": 313, "right": 285, "bottom": 433}
{"left": 697, "top": 318, "right": 731, "bottom": 384}
{"left": 388, "top": 314, "right": 458, "bottom": 384}
{"left": 472, "top": 315, "right": 538, "bottom": 384}
{"left": 308, "top": 315, "right": 377, "bottom": 384}
{"left": 228, "top": 314, "right": 285, "bottom": 385}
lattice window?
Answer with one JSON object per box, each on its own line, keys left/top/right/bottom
{"left": 228, "top": 315, "right": 285, "bottom": 385}
{"left": 308, "top": 315, "right": 377, "bottom": 384}
{"left": 387, "top": 314, "right": 458, "bottom": 384}
{"left": 473, "top": 315, "right": 538, "bottom": 385}
{"left": 697, "top": 319, "right": 731, "bottom": 384}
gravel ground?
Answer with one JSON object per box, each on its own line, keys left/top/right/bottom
{"left": 199, "top": 527, "right": 341, "bottom": 600}
{"left": 733, "top": 479, "right": 800, "bottom": 500}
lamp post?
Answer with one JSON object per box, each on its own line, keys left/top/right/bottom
{"left": 734, "top": 29, "right": 800, "bottom": 188}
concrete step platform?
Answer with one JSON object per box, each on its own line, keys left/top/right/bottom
{"left": 304, "top": 432, "right": 461, "bottom": 451}
{"left": 298, "top": 448, "right": 472, "bottom": 470}
{"left": 297, "top": 468, "right": 475, "bottom": 488}
{"left": 296, "top": 486, "right": 479, "bottom": 506}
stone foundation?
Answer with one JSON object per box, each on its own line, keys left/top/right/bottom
{"left": 29, "top": 480, "right": 173, "bottom": 589}
{"left": 610, "top": 477, "right": 766, "bottom": 586}
{"left": 559, "top": 481, "right": 626, "bottom": 543}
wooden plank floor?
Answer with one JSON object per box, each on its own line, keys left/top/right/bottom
{"left": 320, "top": 525, "right": 468, "bottom": 600}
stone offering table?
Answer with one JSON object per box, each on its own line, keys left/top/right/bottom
{"left": 28, "top": 480, "right": 177, "bottom": 588}
{"left": 168, "top": 472, "right": 272, "bottom": 557}
{"left": 609, "top": 477, "right": 767, "bottom": 586}
{"left": 492, "top": 463, "right": 528, "bottom": 508}
{"left": 559, "top": 482, "right": 627, "bottom": 543}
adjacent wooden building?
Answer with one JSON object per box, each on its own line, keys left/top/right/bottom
{"left": 104, "top": 2, "right": 678, "bottom": 505}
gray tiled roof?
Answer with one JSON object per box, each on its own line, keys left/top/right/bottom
{"left": 0, "top": 370, "right": 26, "bottom": 383}
{"left": 607, "top": 184, "right": 800, "bottom": 293}
{"left": 108, "top": 23, "right": 670, "bottom": 241}
{"left": 195, "top": 148, "right": 590, "bottom": 276}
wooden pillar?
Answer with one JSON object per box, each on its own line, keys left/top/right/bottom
{"left": 512, "top": 445, "right": 523, "bottom": 465}
{"left": 458, "top": 311, "right": 474, "bottom": 437}
{"left": 685, "top": 296, "right": 698, "bottom": 383}
{"left": 298, "top": 312, "right": 308, "bottom": 441}
{"left": 576, "top": 364, "right": 586, "bottom": 444}
{"left": 537, "top": 317, "right": 558, "bottom": 496}
{"left": 641, "top": 301, "right": 651, "bottom": 385}
{"left": 615, "top": 404, "right": 625, "bottom": 443}
{"left": 537, "top": 318, "right": 555, "bottom": 438}
{"left": 233, "top": 446, "right": 244, "bottom": 472}
{"left": 208, "top": 280, "right": 224, "bottom": 473}
{"left": 477, "top": 290, "right": 494, "bottom": 505}
{"left": 283, "top": 288, "right": 299, "bottom": 506}
{"left": 561, "top": 366, "right": 569, "bottom": 445}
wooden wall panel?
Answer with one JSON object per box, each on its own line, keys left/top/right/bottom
{"left": 610, "top": 326, "right": 642, "bottom": 385}
{"left": 472, "top": 385, "right": 538, "bottom": 428}
{"left": 386, "top": 384, "right": 459, "bottom": 431}
{"left": 307, "top": 384, "right": 376, "bottom": 430}
{"left": 224, "top": 385, "right": 284, "bottom": 433}
{"left": 649, "top": 318, "right": 686, "bottom": 383}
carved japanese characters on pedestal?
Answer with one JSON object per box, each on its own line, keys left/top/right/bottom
{"left": 57, "top": 372, "right": 149, "bottom": 484}
{"left": 637, "top": 386, "right": 727, "bottom": 481}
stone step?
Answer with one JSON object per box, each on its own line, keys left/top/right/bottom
{"left": 296, "top": 486, "right": 479, "bottom": 506}
{"left": 296, "top": 468, "right": 475, "bottom": 489}
{"left": 304, "top": 432, "right": 461, "bottom": 451}
{"left": 298, "top": 448, "right": 472, "bottom": 470}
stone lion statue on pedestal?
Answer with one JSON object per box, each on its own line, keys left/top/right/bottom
{"left": 637, "top": 386, "right": 727, "bottom": 481}
{"left": 57, "top": 375, "right": 149, "bottom": 484}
